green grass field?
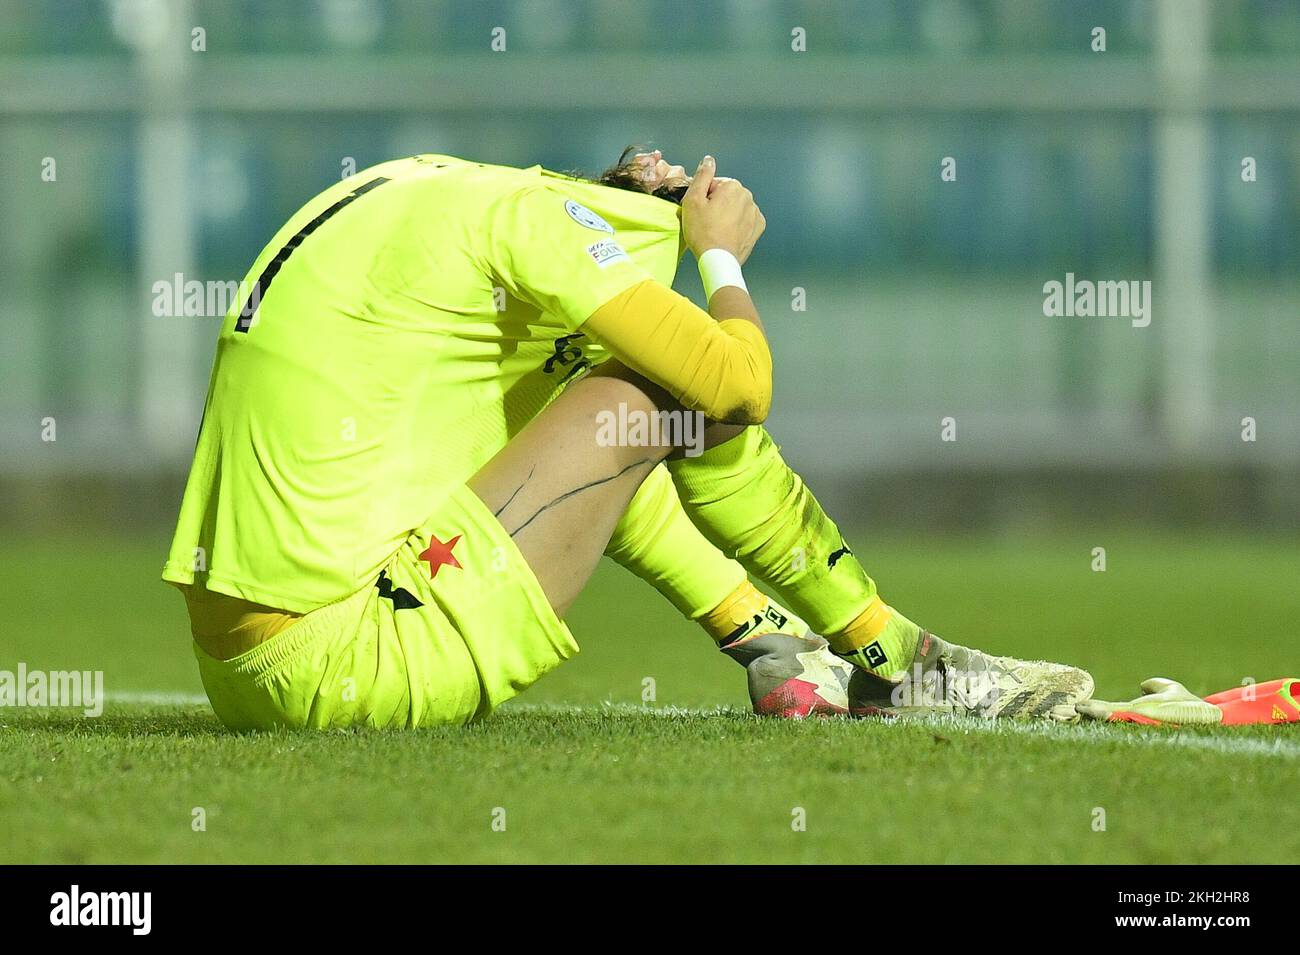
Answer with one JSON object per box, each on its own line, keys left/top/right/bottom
{"left": 2, "top": 530, "right": 1297, "bottom": 864}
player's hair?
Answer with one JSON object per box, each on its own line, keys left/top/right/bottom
{"left": 582, "top": 145, "right": 688, "bottom": 205}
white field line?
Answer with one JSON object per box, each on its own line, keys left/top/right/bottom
{"left": 99, "top": 695, "right": 1300, "bottom": 760}
{"left": 508, "top": 701, "right": 1300, "bottom": 761}
{"left": 105, "top": 691, "right": 209, "bottom": 706}
{"left": 940, "top": 712, "right": 1300, "bottom": 760}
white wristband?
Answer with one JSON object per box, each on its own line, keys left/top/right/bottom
{"left": 697, "top": 248, "right": 748, "bottom": 301}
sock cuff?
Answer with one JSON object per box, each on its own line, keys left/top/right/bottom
{"left": 826, "top": 595, "right": 895, "bottom": 654}
{"left": 699, "top": 579, "right": 808, "bottom": 644}
{"left": 699, "top": 580, "right": 764, "bottom": 641}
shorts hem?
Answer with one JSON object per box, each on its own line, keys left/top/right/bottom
{"left": 192, "top": 585, "right": 372, "bottom": 682}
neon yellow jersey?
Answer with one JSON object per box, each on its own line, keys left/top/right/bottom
{"left": 163, "top": 155, "right": 683, "bottom": 613}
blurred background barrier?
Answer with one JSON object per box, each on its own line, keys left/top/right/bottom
{"left": 1, "top": 0, "right": 1297, "bottom": 533}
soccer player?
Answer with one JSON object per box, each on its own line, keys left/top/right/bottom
{"left": 164, "top": 148, "right": 1092, "bottom": 729}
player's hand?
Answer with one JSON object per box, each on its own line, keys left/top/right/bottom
{"left": 681, "top": 156, "right": 766, "bottom": 265}
{"left": 1075, "top": 677, "right": 1223, "bottom": 725}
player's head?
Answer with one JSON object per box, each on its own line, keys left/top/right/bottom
{"left": 570, "top": 145, "right": 691, "bottom": 279}
{"left": 591, "top": 145, "right": 690, "bottom": 204}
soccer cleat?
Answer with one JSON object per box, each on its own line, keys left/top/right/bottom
{"left": 720, "top": 630, "right": 853, "bottom": 719}
{"left": 846, "top": 631, "right": 1094, "bottom": 721}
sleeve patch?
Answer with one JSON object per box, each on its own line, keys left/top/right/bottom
{"left": 566, "top": 199, "right": 614, "bottom": 233}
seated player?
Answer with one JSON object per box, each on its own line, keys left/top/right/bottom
{"left": 163, "top": 148, "right": 1092, "bottom": 729}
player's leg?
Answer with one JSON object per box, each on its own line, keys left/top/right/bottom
{"left": 605, "top": 463, "right": 853, "bottom": 717}
{"left": 664, "top": 426, "right": 1094, "bottom": 719}
{"left": 471, "top": 360, "right": 853, "bottom": 717}
{"left": 468, "top": 361, "right": 683, "bottom": 617}
{"left": 666, "top": 426, "right": 908, "bottom": 669}
{"left": 496, "top": 350, "right": 852, "bottom": 718}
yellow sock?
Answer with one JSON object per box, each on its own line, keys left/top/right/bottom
{"left": 700, "top": 579, "right": 808, "bottom": 645}
{"left": 826, "top": 595, "right": 921, "bottom": 678}
{"left": 666, "top": 426, "right": 880, "bottom": 634}
{"left": 605, "top": 464, "right": 746, "bottom": 622}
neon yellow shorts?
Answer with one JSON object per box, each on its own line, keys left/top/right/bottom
{"left": 193, "top": 484, "right": 578, "bottom": 730}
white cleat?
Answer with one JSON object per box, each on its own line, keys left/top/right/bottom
{"left": 847, "top": 631, "right": 1095, "bottom": 721}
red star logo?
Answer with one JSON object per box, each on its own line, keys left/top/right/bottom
{"left": 418, "top": 534, "right": 462, "bottom": 579}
